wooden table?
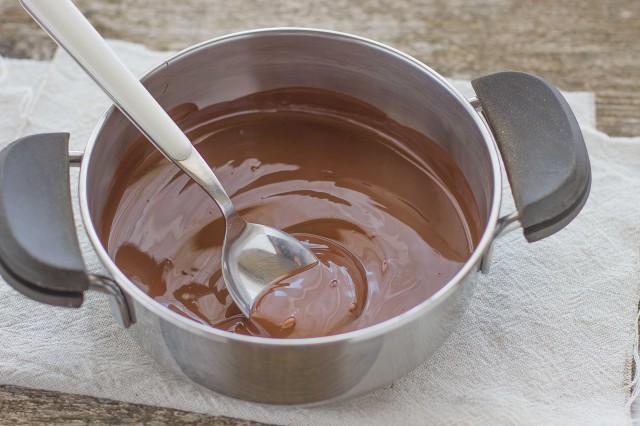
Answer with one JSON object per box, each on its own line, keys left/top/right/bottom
{"left": 0, "top": 0, "right": 638, "bottom": 423}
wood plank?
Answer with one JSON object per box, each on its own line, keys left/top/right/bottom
{"left": 0, "top": 384, "right": 269, "bottom": 425}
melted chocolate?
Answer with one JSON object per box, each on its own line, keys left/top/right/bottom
{"left": 99, "top": 88, "right": 482, "bottom": 338}
{"left": 249, "top": 234, "right": 368, "bottom": 338}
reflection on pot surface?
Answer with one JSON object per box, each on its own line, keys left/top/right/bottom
{"left": 99, "top": 88, "right": 482, "bottom": 338}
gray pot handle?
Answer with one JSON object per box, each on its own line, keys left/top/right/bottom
{"left": 471, "top": 71, "right": 591, "bottom": 242}
{"left": 0, "top": 133, "right": 132, "bottom": 327}
{"left": 0, "top": 133, "right": 90, "bottom": 307}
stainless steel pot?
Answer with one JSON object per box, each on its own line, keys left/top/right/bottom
{"left": 0, "top": 28, "right": 590, "bottom": 405}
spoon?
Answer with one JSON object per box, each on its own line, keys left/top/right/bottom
{"left": 21, "top": 0, "right": 318, "bottom": 316}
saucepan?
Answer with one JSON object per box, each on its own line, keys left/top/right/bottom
{"left": 0, "top": 29, "right": 590, "bottom": 404}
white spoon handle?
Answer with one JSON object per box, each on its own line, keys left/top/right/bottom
{"left": 21, "top": 0, "right": 193, "bottom": 161}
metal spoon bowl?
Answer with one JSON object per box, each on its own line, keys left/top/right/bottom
{"left": 21, "top": 0, "right": 318, "bottom": 316}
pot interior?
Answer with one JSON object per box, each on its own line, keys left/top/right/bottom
{"left": 83, "top": 29, "right": 498, "bottom": 335}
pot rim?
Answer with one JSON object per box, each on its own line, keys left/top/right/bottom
{"left": 79, "top": 27, "right": 502, "bottom": 347}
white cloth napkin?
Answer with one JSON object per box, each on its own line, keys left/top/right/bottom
{"left": 0, "top": 40, "right": 637, "bottom": 425}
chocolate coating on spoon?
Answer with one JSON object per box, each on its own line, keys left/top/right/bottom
{"left": 99, "top": 87, "right": 482, "bottom": 338}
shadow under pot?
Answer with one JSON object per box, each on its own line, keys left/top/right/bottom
{"left": 0, "top": 29, "right": 590, "bottom": 405}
